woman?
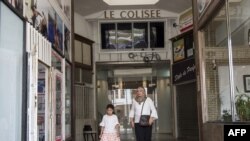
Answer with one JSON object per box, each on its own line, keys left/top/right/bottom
{"left": 129, "top": 86, "right": 158, "bottom": 141}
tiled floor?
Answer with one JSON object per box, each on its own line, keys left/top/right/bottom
{"left": 120, "top": 133, "right": 198, "bottom": 141}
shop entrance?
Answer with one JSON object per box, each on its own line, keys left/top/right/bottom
{"left": 107, "top": 87, "right": 159, "bottom": 135}
{"left": 176, "top": 82, "right": 199, "bottom": 140}
{"left": 96, "top": 62, "right": 172, "bottom": 139}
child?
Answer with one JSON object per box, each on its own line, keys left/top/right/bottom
{"left": 99, "top": 104, "right": 120, "bottom": 141}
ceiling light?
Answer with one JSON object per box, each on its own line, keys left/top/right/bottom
{"left": 103, "top": 0, "right": 159, "bottom": 5}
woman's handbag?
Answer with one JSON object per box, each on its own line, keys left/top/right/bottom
{"left": 139, "top": 98, "right": 151, "bottom": 126}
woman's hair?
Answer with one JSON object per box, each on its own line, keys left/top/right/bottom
{"left": 137, "top": 86, "right": 146, "bottom": 93}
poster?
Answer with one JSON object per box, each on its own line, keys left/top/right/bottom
{"left": 25, "top": 0, "right": 64, "bottom": 54}
{"left": 48, "top": 9, "right": 63, "bottom": 53}
{"left": 38, "top": 79, "right": 45, "bottom": 93}
{"left": 173, "top": 38, "right": 185, "bottom": 62}
{"left": 198, "top": 0, "right": 211, "bottom": 17}
{"left": 64, "top": 25, "right": 71, "bottom": 60}
{"left": 6, "top": 0, "right": 23, "bottom": 14}
{"left": 24, "top": 0, "right": 51, "bottom": 37}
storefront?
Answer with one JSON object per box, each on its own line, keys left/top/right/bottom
{"left": 0, "top": 0, "right": 73, "bottom": 141}
{"left": 0, "top": 1, "right": 26, "bottom": 141}
{"left": 171, "top": 30, "right": 199, "bottom": 140}
{"left": 193, "top": 0, "right": 250, "bottom": 140}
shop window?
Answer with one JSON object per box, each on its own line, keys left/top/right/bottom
{"left": 100, "top": 22, "right": 165, "bottom": 50}
{"left": 133, "top": 22, "right": 148, "bottom": 48}
{"left": 0, "top": 2, "right": 24, "bottom": 140}
{"left": 203, "top": 5, "right": 230, "bottom": 122}
{"left": 150, "top": 22, "right": 165, "bottom": 48}
{"left": 52, "top": 51, "right": 62, "bottom": 72}
{"left": 117, "top": 23, "right": 132, "bottom": 49}
{"left": 203, "top": 1, "right": 250, "bottom": 122}
{"left": 101, "top": 23, "right": 116, "bottom": 49}
{"left": 65, "top": 63, "right": 71, "bottom": 138}
{"left": 74, "top": 67, "right": 93, "bottom": 84}
{"left": 229, "top": 0, "right": 250, "bottom": 122}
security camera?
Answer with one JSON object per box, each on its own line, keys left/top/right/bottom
{"left": 173, "top": 23, "right": 178, "bottom": 28}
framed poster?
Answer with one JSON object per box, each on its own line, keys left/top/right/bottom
{"left": 48, "top": 9, "right": 63, "bottom": 53}
{"left": 243, "top": 75, "right": 250, "bottom": 92}
{"left": 173, "top": 38, "right": 185, "bottom": 62}
{"left": 24, "top": 0, "right": 51, "bottom": 37}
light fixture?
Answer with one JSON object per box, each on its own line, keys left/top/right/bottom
{"left": 114, "top": 68, "right": 152, "bottom": 76}
{"left": 103, "top": 0, "right": 159, "bottom": 5}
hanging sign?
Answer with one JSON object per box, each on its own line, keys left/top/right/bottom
{"left": 172, "top": 58, "right": 196, "bottom": 84}
{"left": 104, "top": 9, "right": 161, "bottom": 19}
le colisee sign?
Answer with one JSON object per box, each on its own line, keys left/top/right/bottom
{"left": 104, "top": 10, "right": 161, "bottom": 19}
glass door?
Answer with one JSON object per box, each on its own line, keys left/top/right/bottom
{"left": 109, "top": 88, "right": 158, "bottom": 134}
{"left": 52, "top": 69, "right": 63, "bottom": 141}
{"left": 109, "top": 89, "right": 133, "bottom": 134}
{"left": 37, "top": 63, "right": 49, "bottom": 141}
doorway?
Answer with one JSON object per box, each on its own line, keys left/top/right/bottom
{"left": 96, "top": 61, "right": 172, "bottom": 138}
{"left": 176, "top": 82, "right": 199, "bottom": 140}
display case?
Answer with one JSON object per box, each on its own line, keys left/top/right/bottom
{"left": 194, "top": 0, "right": 250, "bottom": 140}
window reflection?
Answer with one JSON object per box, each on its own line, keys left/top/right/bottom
{"left": 134, "top": 23, "right": 148, "bottom": 48}
{"left": 150, "top": 22, "right": 164, "bottom": 48}
{"left": 101, "top": 23, "right": 117, "bottom": 49}
{"left": 117, "top": 23, "right": 132, "bottom": 49}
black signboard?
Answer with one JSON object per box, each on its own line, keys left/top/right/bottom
{"left": 172, "top": 58, "right": 196, "bottom": 84}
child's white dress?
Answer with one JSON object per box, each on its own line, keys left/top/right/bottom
{"left": 100, "top": 114, "right": 120, "bottom": 141}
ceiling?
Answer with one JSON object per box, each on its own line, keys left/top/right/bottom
{"left": 74, "top": 0, "right": 192, "bottom": 16}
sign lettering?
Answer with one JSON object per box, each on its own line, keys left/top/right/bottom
{"left": 104, "top": 10, "right": 161, "bottom": 19}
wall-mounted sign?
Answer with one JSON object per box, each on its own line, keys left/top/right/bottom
{"left": 179, "top": 8, "right": 193, "bottom": 33}
{"left": 104, "top": 9, "right": 161, "bottom": 19}
{"left": 172, "top": 58, "right": 196, "bottom": 84}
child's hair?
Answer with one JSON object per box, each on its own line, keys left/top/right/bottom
{"left": 106, "top": 104, "right": 114, "bottom": 110}
{"left": 106, "top": 104, "right": 115, "bottom": 114}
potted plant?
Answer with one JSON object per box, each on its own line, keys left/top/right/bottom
{"left": 235, "top": 93, "right": 250, "bottom": 121}
{"left": 222, "top": 109, "right": 232, "bottom": 122}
